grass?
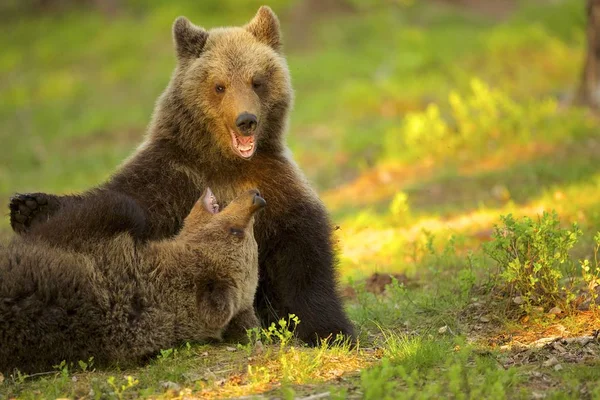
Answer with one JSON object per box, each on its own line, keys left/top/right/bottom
{"left": 2, "top": 0, "right": 600, "bottom": 398}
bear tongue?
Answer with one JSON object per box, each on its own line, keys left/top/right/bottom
{"left": 237, "top": 135, "right": 254, "bottom": 145}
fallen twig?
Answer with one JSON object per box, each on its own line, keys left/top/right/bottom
{"left": 298, "top": 392, "right": 331, "bottom": 400}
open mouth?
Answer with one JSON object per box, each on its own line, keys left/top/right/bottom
{"left": 202, "top": 187, "right": 220, "bottom": 214}
{"left": 230, "top": 129, "right": 256, "bottom": 159}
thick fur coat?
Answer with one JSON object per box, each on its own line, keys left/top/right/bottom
{"left": 0, "top": 190, "right": 263, "bottom": 374}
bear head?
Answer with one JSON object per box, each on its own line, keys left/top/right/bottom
{"left": 170, "top": 6, "right": 293, "bottom": 161}
{"left": 178, "top": 187, "right": 265, "bottom": 330}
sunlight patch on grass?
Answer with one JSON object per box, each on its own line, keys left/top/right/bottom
{"left": 380, "top": 332, "right": 451, "bottom": 370}
{"left": 501, "top": 311, "right": 600, "bottom": 348}
{"left": 337, "top": 204, "right": 545, "bottom": 278}
{"left": 336, "top": 167, "right": 600, "bottom": 280}
{"left": 197, "top": 344, "right": 375, "bottom": 399}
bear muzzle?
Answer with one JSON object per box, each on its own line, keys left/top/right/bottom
{"left": 229, "top": 114, "right": 258, "bottom": 159}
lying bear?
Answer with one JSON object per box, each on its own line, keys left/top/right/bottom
{"left": 0, "top": 189, "right": 264, "bottom": 374}
{"left": 8, "top": 6, "right": 353, "bottom": 344}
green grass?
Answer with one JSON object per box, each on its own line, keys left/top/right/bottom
{"left": 2, "top": 0, "right": 600, "bottom": 398}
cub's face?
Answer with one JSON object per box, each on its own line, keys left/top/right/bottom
{"left": 173, "top": 7, "right": 292, "bottom": 160}
{"left": 181, "top": 188, "right": 264, "bottom": 272}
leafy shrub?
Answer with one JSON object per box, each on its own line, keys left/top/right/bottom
{"left": 484, "top": 211, "right": 582, "bottom": 314}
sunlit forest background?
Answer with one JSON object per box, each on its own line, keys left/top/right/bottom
{"left": 2, "top": 0, "right": 600, "bottom": 398}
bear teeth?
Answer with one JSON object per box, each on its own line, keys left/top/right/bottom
{"left": 230, "top": 129, "right": 256, "bottom": 157}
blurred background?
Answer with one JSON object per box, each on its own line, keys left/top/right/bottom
{"left": 1, "top": 0, "right": 599, "bottom": 281}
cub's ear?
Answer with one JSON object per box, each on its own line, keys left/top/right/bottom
{"left": 245, "top": 6, "right": 281, "bottom": 52}
{"left": 173, "top": 16, "right": 208, "bottom": 60}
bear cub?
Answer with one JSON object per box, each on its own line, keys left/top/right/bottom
{"left": 0, "top": 189, "right": 264, "bottom": 375}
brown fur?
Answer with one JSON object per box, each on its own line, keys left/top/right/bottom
{"left": 9, "top": 6, "right": 353, "bottom": 344}
{"left": 0, "top": 190, "right": 263, "bottom": 374}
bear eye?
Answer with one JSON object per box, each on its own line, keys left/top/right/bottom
{"left": 215, "top": 84, "right": 226, "bottom": 94}
{"left": 229, "top": 227, "right": 245, "bottom": 238}
{"left": 252, "top": 79, "right": 263, "bottom": 90}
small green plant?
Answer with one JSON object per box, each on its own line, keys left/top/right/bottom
{"left": 11, "top": 369, "right": 28, "bottom": 385}
{"left": 107, "top": 375, "right": 139, "bottom": 400}
{"left": 457, "top": 251, "right": 477, "bottom": 299}
{"left": 259, "top": 314, "right": 300, "bottom": 348}
{"left": 53, "top": 360, "right": 70, "bottom": 378}
{"left": 78, "top": 357, "right": 95, "bottom": 373}
{"left": 246, "top": 315, "right": 355, "bottom": 386}
{"left": 485, "top": 211, "right": 582, "bottom": 314}
{"left": 157, "top": 347, "right": 177, "bottom": 362}
{"left": 243, "top": 314, "right": 301, "bottom": 356}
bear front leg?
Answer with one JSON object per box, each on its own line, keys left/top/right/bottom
{"left": 222, "top": 306, "right": 260, "bottom": 344}
{"left": 257, "top": 204, "right": 354, "bottom": 346}
{"left": 9, "top": 193, "right": 64, "bottom": 234}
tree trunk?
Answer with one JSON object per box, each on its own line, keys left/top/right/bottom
{"left": 575, "top": 0, "right": 600, "bottom": 109}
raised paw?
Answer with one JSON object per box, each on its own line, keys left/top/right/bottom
{"left": 9, "top": 193, "right": 52, "bottom": 234}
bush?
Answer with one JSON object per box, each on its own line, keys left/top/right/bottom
{"left": 484, "top": 211, "right": 582, "bottom": 314}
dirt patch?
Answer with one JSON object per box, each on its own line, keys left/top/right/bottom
{"left": 490, "top": 329, "right": 600, "bottom": 394}
{"left": 342, "top": 272, "right": 412, "bottom": 299}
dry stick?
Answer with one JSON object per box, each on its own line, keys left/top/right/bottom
{"left": 298, "top": 393, "right": 331, "bottom": 400}
{"left": 17, "top": 371, "right": 58, "bottom": 380}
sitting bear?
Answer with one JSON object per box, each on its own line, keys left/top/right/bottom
{"left": 0, "top": 189, "right": 264, "bottom": 375}
{"left": 8, "top": 6, "right": 353, "bottom": 344}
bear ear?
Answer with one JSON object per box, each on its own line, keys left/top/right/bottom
{"left": 245, "top": 6, "right": 281, "bottom": 52}
{"left": 173, "top": 16, "right": 208, "bottom": 60}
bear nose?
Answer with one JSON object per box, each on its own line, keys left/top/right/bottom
{"left": 253, "top": 194, "right": 266, "bottom": 209}
{"left": 236, "top": 113, "right": 258, "bottom": 135}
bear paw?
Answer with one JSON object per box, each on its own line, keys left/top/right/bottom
{"left": 196, "top": 280, "right": 236, "bottom": 330}
{"left": 9, "top": 193, "right": 53, "bottom": 234}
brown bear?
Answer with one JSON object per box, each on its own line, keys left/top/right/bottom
{"left": 8, "top": 6, "right": 353, "bottom": 344}
{"left": 0, "top": 189, "right": 264, "bottom": 375}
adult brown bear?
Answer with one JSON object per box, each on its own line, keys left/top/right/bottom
{"left": 9, "top": 6, "right": 353, "bottom": 344}
{"left": 1, "top": 189, "right": 264, "bottom": 374}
